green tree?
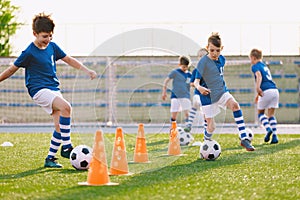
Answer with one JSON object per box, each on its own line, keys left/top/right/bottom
{"left": 0, "top": 0, "right": 21, "bottom": 56}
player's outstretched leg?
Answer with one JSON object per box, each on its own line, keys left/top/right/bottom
{"left": 269, "top": 116, "right": 278, "bottom": 144}
{"left": 59, "top": 116, "right": 73, "bottom": 158}
{"left": 44, "top": 130, "right": 63, "bottom": 168}
{"left": 184, "top": 107, "right": 197, "bottom": 132}
{"left": 234, "top": 110, "right": 255, "bottom": 151}
{"left": 258, "top": 114, "right": 273, "bottom": 142}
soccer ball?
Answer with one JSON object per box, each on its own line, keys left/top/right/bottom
{"left": 177, "top": 127, "right": 194, "bottom": 146}
{"left": 200, "top": 139, "right": 221, "bottom": 161}
{"left": 245, "top": 128, "right": 254, "bottom": 141}
{"left": 70, "top": 145, "right": 93, "bottom": 170}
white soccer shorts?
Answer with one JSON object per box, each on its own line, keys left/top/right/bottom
{"left": 192, "top": 94, "right": 202, "bottom": 109}
{"left": 170, "top": 98, "right": 191, "bottom": 113}
{"left": 257, "top": 89, "right": 279, "bottom": 110}
{"left": 201, "top": 92, "right": 234, "bottom": 118}
{"left": 32, "top": 89, "right": 63, "bottom": 115}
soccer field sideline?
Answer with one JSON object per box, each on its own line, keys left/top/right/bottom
{"left": 0, "top": 123, "right": 299, "bottom": 134}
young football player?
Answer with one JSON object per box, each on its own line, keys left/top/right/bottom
{"left": 249, "top": 48, "right": 279, "bottom": 144}
{"left": 194, "top": 32, "right": 255, "bottom": 151}
{"left": 0, "top": 13, "right": 97, "bottom": 167}
{"left": 162, "top": 56, "right": 192, "bottom": 127}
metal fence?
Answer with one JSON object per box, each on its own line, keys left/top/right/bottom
{"left": 0, "top": 56, "right": 299, "bottom": 126}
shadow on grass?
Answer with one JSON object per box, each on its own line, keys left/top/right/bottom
{"left": 45, "top": 138, "right": 299, "bottom": 200}
{"left": 0, "top": 167, "right": 62, "bottom": 180}
{"left": 59, "top": 168, "right": 89, "bottom": 174}
{"left": 146, "top": 139, "right": 169, "bottom": 147}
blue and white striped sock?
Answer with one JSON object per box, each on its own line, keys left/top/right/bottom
{"left": 204, "top": 129, "right": 213, "bottom": 140}
{"left": 47, "top": 130, "right": 61, "bottom": 159}
{"left": 186, "top": 107, "right": 197, "bottom": 127}
{"left": 258, "top": 113, "right": 272, "bottom": 133}
{"left": 59, "top": 116, "right": 72, "bottom": 149}
{"left": 233, "top": 110, "right": 247, "bottom": 139}
{"left": 203, "top": 119, "right": 207, "bottom": 130}
{"left": 269, "top": 116, "right": 277, "bottom": 135}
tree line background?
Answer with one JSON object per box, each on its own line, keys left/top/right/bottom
{"left": 0, "top": 0, "right": 21, "bottom": 56}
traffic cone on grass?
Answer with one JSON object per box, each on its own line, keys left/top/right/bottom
{"left": 132, "top": 123, "right": 150, "bottom": 163}
{"left": 109, "top": 127, "right": 133, "bottom": 175}
{"left": 78, "top": 130, "right": 118, "bottom": 186}
{"left": 167, "top": 121, "right": 182, "bottom": 156}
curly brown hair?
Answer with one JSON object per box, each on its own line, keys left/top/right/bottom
{"left": 32, "top": 12, "right": 55, "bottom": 34}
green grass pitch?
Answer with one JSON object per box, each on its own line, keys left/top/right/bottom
{"left": 0, "top": 132, "right": 299, "bottom": 200}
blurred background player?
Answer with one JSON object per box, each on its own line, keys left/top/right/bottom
{"left": 194, "top": 32, "right": 255, "bottom": 151}
{"left": 0, "top": 13, "right": 97, "bottom": 168}
{"left": 249, "top": 48, "right": 279, "bottom": 144}
{"left": 184, "top": 48, "right": 208, "bottom": 133}
{"left": 162, "top": 55, "right": 192, "bottom": 127}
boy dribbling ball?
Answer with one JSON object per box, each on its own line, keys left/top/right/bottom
{"left": 0, "top": 13, "right": 97, "bottom": 168}
{"left": 194, "top": 32, "right": 255, "bottom": 151}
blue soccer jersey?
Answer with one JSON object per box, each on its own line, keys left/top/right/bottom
{"left": 14, "top": 42, "right": 67, "bottom": 97}
{"left": 194, "top": 70, "right": 211, "bottom": 106}
{"left": 191, "top": 68, "right": 201, "bottom": 96}
{"left": 251, "top": 61, "right": 277, "bottom": 91}
{"left": 191, "top": 67, "right": 207, "bottom": 99}
{"left": 168, "top": 68, "right": 191, "bottom": 99}
{"left": 195, "top": 55, "right": 228, "bottom": 105}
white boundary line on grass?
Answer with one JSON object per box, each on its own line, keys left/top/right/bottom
{"left": 0, "top": 123, "right": 299, "bottom": 134}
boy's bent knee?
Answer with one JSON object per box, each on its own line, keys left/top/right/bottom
{"left": 207, "top": 123, "right": 215, "bottom": 133}
{"left": 230, "top": 101, "right": 240, "bottom": 111}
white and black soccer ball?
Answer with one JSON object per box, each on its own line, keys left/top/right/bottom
{"left": 200, "top": 139, "right": 221, "bottom": 161}
{"left": 177, "top": 127, "right": 194, "bottom": 146}
{"left": 70, "top": 145, "right": 93, "bottom": 170}
{"left": 245, "top": 128, "right": 254, "bottom": 141}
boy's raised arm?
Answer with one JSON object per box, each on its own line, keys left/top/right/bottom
{"left": 61, "top": 55, "right": 97, "bottom": 80}
{"left": 0, "top": 65, "right": 19, "bottom": 82}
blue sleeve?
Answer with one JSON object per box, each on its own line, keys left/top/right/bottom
{"left": 196, "top": 58, "right": 205, "bottom": 77}
{"left": 51, "top": 42, "right": 66, "bottom": 61}
{"left": 195, "top": 70, "right": 203, "bottom": 79}
{"left": 219, "top": 55, "right": 226, "bottom": 67}
{"left": 251, "top": 64, "right": 259, "bottom": 74}
{"left": 190, "top": 69, "right": 197, "bottom": 82}
{"left": 14, "top": 50, "right": 31, "bottom": 68}
{"left": 168, "top": 69, "right": 176, "bottom": 79}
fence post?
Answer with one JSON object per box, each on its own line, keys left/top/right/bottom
{"left": 106, "top": 57, "right": 117, "bottom": 125}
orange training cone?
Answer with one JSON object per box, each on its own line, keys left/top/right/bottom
{"left": 167, "top": 121, "right": 181, "bottom": 156}
{"left": 109, "top": 127, "right": 133, "bottom": 175}
{"left": 78, "top": 130, "right": 118, "bottom": 186}
{"left": 133, "top": 123, "right": 150, "bottom": 163}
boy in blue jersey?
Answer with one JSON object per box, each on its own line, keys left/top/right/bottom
{"left": 184, "top": 48, "right": 208, "bottom": 133}
{"left": 162, "top": 56, "right": 192, "bottom": 126}
{"left": 0, "top": 13, "right": 97, "bottom": 168}
{"left": 250, "top": 48, "right": 279, "bottom": 144}
{"left": 194, "top": 32, "right": 255, "bottom": 151}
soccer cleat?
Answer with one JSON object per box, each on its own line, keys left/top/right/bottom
{"left": 61, "top": 147, "right": 73, "bottom": 159}
{"left": 270, "top": 134, "right": 278, "bottom": 144}
{"left": 264, "top": 130, "right": 273, "bottom": 142}
{"left": 184, "top": 126, "right": 191, "bottom": 132}
{"left": 240, "top": 139, "right": 255, "bottom": 151}
{"left": 44, "top": 157, "right": 63, "bottom": 168}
